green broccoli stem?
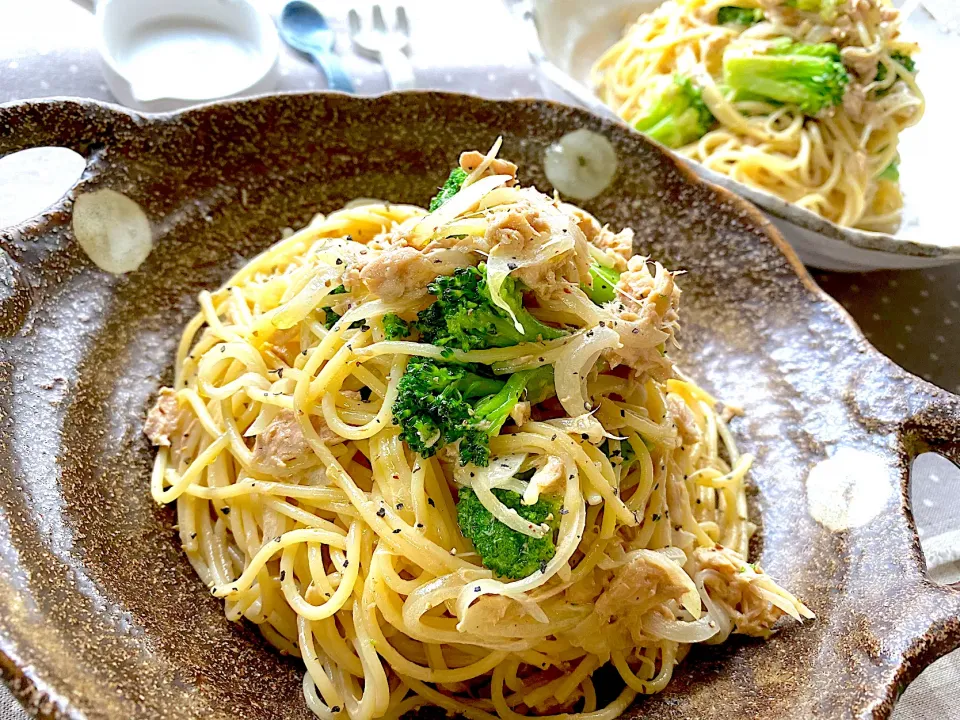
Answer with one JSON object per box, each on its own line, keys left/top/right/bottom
{"left": 717, "top": 6, "right": 764, "bottom": 25}
{"left": 429, "top": 168, "right": 468, "bottom": 212}
{"left": 878, "top": 161, "right": 899, "bottom": 182}
{"left": 458, "top": 372, "right": 508, "bottom": 399}
{"left": 459, "top": 365, "right": 555, "bottom": 466}
{"left": 786, "top": 0, "right": 838, "bottom": 20}
{"left": 472, "top": 369, "right": 540, "bottom": 435}
{"left": 581, "top": 263, "right": 621, "bottom": 305}
{"left": 723, "top": 41, "right": 849, "bottom": 116}
{"left": 634, "top": 75, "right": 715, "bottom": 150}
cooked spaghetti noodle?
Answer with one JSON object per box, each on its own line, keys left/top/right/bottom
{"left": 592, "top": 0, "right": 924, "bottom": 232}
{"left": 145, "top": 143, "right": 812, "bottom": 720}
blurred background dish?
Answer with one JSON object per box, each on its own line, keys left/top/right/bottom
{"left": 527, "top": 0, "right": 960, "bottom": 270}
{"left": 69, "top": 0, "right": 280, "bottom": 112}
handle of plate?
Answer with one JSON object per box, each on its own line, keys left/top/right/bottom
{"left": 901, "top": 392, "right": 960, "bottom": 595}
{"left": 0, "top": 98, "right": 122, "bottom": 158}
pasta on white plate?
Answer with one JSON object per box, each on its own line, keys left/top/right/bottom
{"left": 145, "top": 140, "right": 813, "bottom": 720}
{"left": 592, "top": 0, "right": 924, "bottom": 233}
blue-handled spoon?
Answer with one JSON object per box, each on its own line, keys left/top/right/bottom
{"left": 279, "top": 1, "right": 355, "bottom": 92}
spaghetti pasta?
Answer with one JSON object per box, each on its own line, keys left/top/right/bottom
{"left": 145, "top": 144, "right": 812, "bottom": 720}
{"left": 592, "top": 0, "right": 924, "bottom": 232}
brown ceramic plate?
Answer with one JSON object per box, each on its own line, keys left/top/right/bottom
{"left": 0, "top": 93, "right": 958, "bottom": 720}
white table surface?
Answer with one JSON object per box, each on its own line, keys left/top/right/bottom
{"left": 0, "top": 1, "right": 957, "bottom": 719}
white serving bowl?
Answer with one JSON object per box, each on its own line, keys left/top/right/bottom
{"left": 76, "top": 0, "right": 280, "bottom": 113}
{"left": 531, "top": 0, "right": 960, "bottom": 270}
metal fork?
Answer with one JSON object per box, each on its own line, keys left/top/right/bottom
{"left": 348, "top": 5, "right": 415, "bottom": 91}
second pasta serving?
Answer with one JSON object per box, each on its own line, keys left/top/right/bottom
{"left": 592, "top": 0, "right": 923, "bottom": 233}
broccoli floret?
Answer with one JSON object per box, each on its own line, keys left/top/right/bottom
{"left": 878, "top": 160, "right": 899, "bottom": 182}
{"left": 785, "top": 0, "right": 838, "bottom": 20}
{"left": 876, "top": 51, "right": 916, "bottom": 83}
{"left": 392, "top": 359, "right": 554, "bottom": 465}
{"left": 723, "top": 39, "right": 849, "bottom": 116}
{"left": 634, "top": 76, "right": 715, "bottom": 149}
{"left": 458, "top": 366, "right": 555, "bottom": 467}
{"left": 456, "top": 486, "right": 560, "bottom": 579}
{"left": 429, "top": 168, "right": 468, "bottom": 212}
{"left": 717, "top": 6, "right": 764, "bottom": 25}
{"left": 581, "top": 263, "right": 621, "bottom": 305}
{"left": 392, "top": 357, "right": 506, "bottom": 458}
{"left": 382, "top": 313, "right": 410, "bottom": 340}
{"left": 416, "top": 265, "right": 566, "bottom": 351}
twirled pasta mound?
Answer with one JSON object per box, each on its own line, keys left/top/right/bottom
{"left": 145, "top": 142, "right": 812, "bottom": 720}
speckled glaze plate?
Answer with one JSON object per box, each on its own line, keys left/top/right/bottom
{"left": 0, "top": 93, "right": 958, "bottom": 720}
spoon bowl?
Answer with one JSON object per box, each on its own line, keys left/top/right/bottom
{"left": 279, "top": 1, "right": 336, "bottom": 54}
{"left": 278, "top": 1, "right": 354, "bottom": 92}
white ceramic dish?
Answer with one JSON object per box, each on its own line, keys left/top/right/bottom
{"left": 526, "top": 0, "right": 960, "bottom": 271}
{"left": 70, "top": 0, "right": 280, "bottom": 113}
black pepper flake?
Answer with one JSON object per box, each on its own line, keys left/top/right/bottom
{"left": 277, "top": 367, "right": 284, "bottom": 379}
{"left": 275, "top": 536, "right": 282, "bottom": 543}
{"left": 507, "top": 262, "right": 518, "bottom": 270}
{"left": 190, "top": 532, "right": 197, "bottom": 539}
{"left": 396, "top": 503, "right": 404, "bottom": 510}
{"left": 560, "top": 508, "right": 569, "bottom": 515}
{"left": 696, "top": 498, "right": 701, "bottom": 504}
{"left": 377, "top": 507, "right": 386, "bottom": 518}
{"left": 392, "top": 528, "right": 401, "bottom": 534}
{"left": 580, "top": 433, "right": 589, "bottom": 440}
{"left": 343, "top": 560, "right": 349, "bottom": 568}
{"left": 360, "top": 324, "right": 370, "bottom": 332}
{"left": 221, "top": 507, "right": 231, "bottom": 515}
{"left": 302, "top": 349, "right": 309, "bottom": 356}
{"left": 474, "top": 585, "right": 481, "bottom": 592}
{"left": 427, "top": 498, "right": 436, "bottom": 507}
{"left": 632, "top": 327, "right": 640, "bottom": 334}
{"left": 416, "top": 523, "right": 424, "bottom": 528}
{"left": 331, "top": 707, "right": 341, "bottom": 714}
{"left": 336, "top": 258, "right": 343, "bottom": 265}
{"left": 280, "top": 570, "right": 286, "bottom": 581}
{"left": 652, "top": 513, "right": 661, "bottom": 521}
{"left": 220, "top": 345, "right": 226, "bottom": 353}
{"left": 539, "top": 560, "right": 548, "bottom": 574}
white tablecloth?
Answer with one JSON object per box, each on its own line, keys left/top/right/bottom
{"left": 0, "top": 1, "right": 957, "bottom": 718}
